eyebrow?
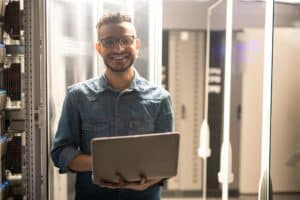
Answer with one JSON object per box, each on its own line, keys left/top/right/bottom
{"left": 100, "top": 35, "right": 136, "bottom": 40}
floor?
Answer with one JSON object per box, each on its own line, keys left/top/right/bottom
{"left": 162, "top": 194, "right": 300, "bottom": 200}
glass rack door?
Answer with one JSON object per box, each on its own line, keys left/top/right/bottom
{"left": 46, "top": 1, "right": 162, "bottom": 199}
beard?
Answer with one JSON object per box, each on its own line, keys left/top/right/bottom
{"left": 104, "top": 54, "right": 136, "bottom": 73}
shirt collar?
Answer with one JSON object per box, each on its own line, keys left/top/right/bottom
{"left": 97, "top": 69, "right": 144, "bottom": 93}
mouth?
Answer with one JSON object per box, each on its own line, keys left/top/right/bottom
{"left": 109, "top": 53, "right": 130, "bottom": 62}
{"left": 104, "top": 52, "right": 134, "bottom": 72}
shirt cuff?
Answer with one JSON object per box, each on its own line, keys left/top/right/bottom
{"left": 58, "top": 146, "right": 80, "bottom": 173}
{"left": 158, "top": 178, "right": 169, "bottom": 187}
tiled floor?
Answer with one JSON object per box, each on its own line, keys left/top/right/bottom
{"left": 163, "top": 194, "right": 300, "bottom": 200}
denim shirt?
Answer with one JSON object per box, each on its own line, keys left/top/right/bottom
{"left": 51, "top": 70, "right": 173, "bottom": 200}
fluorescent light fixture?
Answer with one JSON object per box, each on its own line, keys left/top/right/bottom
{"left": 166, "top": 0, "right": 211, "bottom": 2}
{"left": 217, "top": 0, "right": 234, "bottom": 199}
{"left": 277, "top": 0, "right": 300, "bottom": 3}
{"left": 241, "top": 0, "right": 300, "bottom": 3}
{"left": 148, "top": 0, "right": 163, "bottom": 85}
{"left": 258, "top": 0, "right": 274, "bottom": 198}
{"left": 180, "top": 31, "right": 189, "bottom": 41}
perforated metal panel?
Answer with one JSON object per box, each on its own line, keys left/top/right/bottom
{"left": 24, "top": 0, "right": 46, "bottom": 199}
{"left": 168, "top": 30, "right": 205, "bottom": 190}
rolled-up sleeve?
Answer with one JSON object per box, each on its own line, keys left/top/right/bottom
{"left": 51, "top": 90, "right": 81, "bottom": 173}
{"left": 155, "top": 95, "right": 174, "bottom": 133}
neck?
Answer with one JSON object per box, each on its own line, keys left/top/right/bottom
{"left": 105, "top": 67, "right": 135, "bottom": 91}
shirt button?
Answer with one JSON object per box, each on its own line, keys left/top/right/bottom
{"left": 129, "top": 121, "right": 133, "bottom": 128}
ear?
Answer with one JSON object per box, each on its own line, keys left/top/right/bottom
{"left": 95, "top": 42, "right": 103, "bottom": 55}
{"left": 135, "top": 38, "right": 141, "bottom": 50}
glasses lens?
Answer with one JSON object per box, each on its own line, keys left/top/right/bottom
{"left": 102, "top": 38, "right": 115, "bottom": 48}
{"left": 101, "top": 36, "right": 135, "bottom": 48}
{"left": 120, "top": 36, "right": 134, "bottom": 46}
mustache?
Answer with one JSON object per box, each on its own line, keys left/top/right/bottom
{"left": 108, "top": 53, "right": 128, "bottom": 56}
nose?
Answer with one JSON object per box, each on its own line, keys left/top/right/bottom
{"left": 114, "top": 41, "right": 125, "bottom": 52}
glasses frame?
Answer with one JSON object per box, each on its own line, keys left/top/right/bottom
{"left": 100, "top": 35, "right": 136, "bottom": 48}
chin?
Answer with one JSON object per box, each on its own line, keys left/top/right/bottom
{"left": 105, "top": 60, "right": 135, "bottom": 73}
{"left": 107, "top": 65, "right": 132, "bottom": 73}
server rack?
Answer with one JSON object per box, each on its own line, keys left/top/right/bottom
{"left": 0, "top": 0, "right": 46, "bottom": 199}
{"left": 0, "top": 0, "right": 27, "bottom": 199}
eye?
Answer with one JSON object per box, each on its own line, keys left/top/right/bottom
{"left": 102, "top": 38, "right": 116, "bottom": 47}
{"left": 120, "top": 36, "right": 134, "bottom": 46}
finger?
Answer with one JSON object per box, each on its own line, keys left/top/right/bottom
{"left": 139, "top": 173, "right": 147, "bottom": 185}
{"left": 127, "top": 182, "right": 150, "bottom": 191}
{"left": 98, "top": 179, "right": 120, "bottom": 189}
{"left": 120, "top": 183, "right": 145, "bottom": 191}
{"left": 115, "top": 172, "right": 126, "bottom": 184}
{"left": 140, "top": 177, "right": 146, "bottom": 185}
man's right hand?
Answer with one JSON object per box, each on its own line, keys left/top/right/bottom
{"left": 97, "top": 178, "right": 161, "bottom": 191}
{"left": 95, "top": 173, "right": 161, "bottom": 191}
{"left": 68, "top": 154, "right": 92, "bottom": 172}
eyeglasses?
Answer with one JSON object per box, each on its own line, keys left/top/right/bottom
{"left": 100, "top": 35, "right": 136, "bottom": 48}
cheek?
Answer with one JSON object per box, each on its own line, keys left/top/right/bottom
{"left": 101, "top": 51, "right": 111, "bottom": 58}
{"left": 128, "top": 48, "right": 138, "bottom": 56}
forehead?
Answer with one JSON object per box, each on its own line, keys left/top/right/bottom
{"left": 99, "top": 22, "right": 137, "bottom": 39}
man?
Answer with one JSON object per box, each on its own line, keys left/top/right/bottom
{"left": 51, "top": 13, "right": 173, "bottom": 200}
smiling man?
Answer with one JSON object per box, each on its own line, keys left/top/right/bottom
{"left": 51, "top": 13, "right": 173, "bottom": 200}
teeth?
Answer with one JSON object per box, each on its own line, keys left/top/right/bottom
{"left": 111, "top": 54, "right": 126, "bottom": 60}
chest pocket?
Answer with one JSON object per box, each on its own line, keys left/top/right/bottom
{"left": 81, "top": 122, "right": 111, "bottom": 153}
{"left": 128, "top": 118, "right": 155, "bottom": 135}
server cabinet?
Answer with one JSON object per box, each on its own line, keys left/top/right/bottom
{"left": 168, "top": 31, "right": 205, "bottom": 191}
{"left": 166, "top": 30, "right": 241, "bottom": 197}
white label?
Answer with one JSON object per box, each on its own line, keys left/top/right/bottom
{"left": 208, "top": 85, "right": 222, "bottom": 94}
{"left": 209, "top": 75, "right": 222, "bottom": 84}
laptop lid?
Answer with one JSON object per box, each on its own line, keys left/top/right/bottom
{"left": 91, "top": 132, "right": 180, "bottom": 184}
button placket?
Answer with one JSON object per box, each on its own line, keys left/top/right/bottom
{"left": 113, "top": 89, "right": 130, "bottom": 135}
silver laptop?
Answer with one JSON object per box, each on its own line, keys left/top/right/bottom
{"left": 91, "top": 132, "right": 180, "bottom": 184}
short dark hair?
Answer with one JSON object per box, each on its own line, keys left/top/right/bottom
{"left": 96, "top": 13, "right": 133, "bottom": 37}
